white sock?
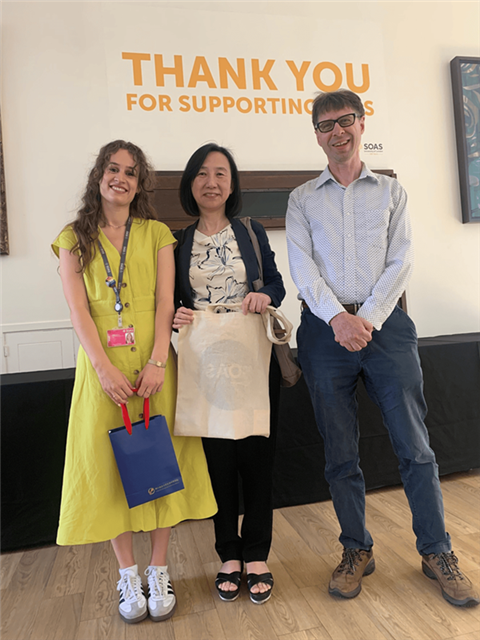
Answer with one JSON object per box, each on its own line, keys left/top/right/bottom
{"left": 148, "top": 564, "right": 168, "bottom": 572}
{"left": 119, "top": 564, "right": 138, "bottom": 578}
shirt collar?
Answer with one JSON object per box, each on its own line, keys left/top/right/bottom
{"left": 315, "top": 162, "right": 380, "bottom": 189}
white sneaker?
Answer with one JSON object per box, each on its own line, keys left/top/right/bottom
{"left": 116, "top": 567, "right": 148, "bottom": 624}
{"left": 145, "top": 566, "right": 176, "bottom": 621}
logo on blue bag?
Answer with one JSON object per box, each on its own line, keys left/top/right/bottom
{"left": 148, "top": 488, "right": 155, "bottom": 495}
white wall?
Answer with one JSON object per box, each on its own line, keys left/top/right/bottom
{"left": 1, "top": 1, "right": 479, "bottom": 373}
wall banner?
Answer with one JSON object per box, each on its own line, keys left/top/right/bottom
{"left": 102, "top": 5, "right": 391, "bottom": 168}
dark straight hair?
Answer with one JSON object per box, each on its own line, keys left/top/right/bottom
{"left": 179, "top": 143, "right": 242, "bottom": 219}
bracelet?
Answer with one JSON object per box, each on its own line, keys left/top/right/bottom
{"left": 147, "top": 358, "right": 167, "bottom": 368}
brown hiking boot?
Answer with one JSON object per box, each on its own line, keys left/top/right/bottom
{"left": 328, "top": 548, "right": 375, "bottom": 598}
{"left": 422, "top": 551, "right": 480, "bottom": 608}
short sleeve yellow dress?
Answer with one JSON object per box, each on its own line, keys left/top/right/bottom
{"left": 52, "top": 218, "right": 217, "bottom": 545}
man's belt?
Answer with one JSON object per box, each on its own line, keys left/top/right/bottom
{"left": 301, "top": 301, "right": 361, "bottom": 314}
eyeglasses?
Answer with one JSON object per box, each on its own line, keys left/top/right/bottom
{"left": 314, "top": 113, "right": 360, "bottom": 134}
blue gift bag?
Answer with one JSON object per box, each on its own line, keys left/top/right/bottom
{"left": 109, "top": 394, "right": 184, "bottom": 509}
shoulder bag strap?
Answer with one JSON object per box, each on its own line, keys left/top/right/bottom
{"left": 240, "top": 217, "right": 264, "bottom": 286}
{"left": 240, "top": 220, "right": 302, "bottom": 387}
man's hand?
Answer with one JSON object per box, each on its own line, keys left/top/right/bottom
{"left": 330, "top": 312, "right": 373, "bottom": 352}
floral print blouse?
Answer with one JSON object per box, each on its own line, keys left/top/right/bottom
{"left": 190, "top": 224, "right": 250, "bottom": 310}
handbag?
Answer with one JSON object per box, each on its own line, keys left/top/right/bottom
{"left": 174, "top": 304, "right": 272, "bottom": 439}
{"left": 240, "top": 217, "right": 302, "bottom": 387}
{"left": 109, "top": 391, "right": 184, "bottom": 508}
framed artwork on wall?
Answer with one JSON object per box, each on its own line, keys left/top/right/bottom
{"left": 451, "top": 56, "right": 480, "bottom": 224}
{"left": 0, "top": 108, "right": 9, "bottom": 255}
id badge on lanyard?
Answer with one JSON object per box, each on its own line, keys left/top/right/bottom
{"left": 106, "top": 327, "right": 136, "bottom": 347}
{"left": 98, "top": 218, "right": 136, "bottom": 348}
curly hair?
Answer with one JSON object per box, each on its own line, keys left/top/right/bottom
{"left": 69, "top": 140, "right": 157, "bottom": 271}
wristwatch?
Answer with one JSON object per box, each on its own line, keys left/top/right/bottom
{"left": 147, "top": 358, "right": 167, "bottom": 368}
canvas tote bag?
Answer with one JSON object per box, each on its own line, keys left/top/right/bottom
{"left": 174, "top": 304, "right": 272, "bottom": 439}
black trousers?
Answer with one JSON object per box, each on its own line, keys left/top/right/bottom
{"left": 202, "top": 356, "right": 281, "bottom": 563}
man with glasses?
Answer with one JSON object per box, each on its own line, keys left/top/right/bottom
{"left": 286, "top": 89, "right": 479, "bottom": 607}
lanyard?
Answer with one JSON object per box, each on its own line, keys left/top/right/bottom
{"left": 98, "top": 217, "right": 132, "bottom": 328}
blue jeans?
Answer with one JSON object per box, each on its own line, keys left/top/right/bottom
{"left": 297, "top": 305, "right": 451, "bottom": 556}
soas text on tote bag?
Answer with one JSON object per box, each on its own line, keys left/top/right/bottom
{"left": 174, "top": 304, "right": 272, "bottom": 440}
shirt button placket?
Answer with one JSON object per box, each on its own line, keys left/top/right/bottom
{"left": 344, "top": 188, "right": 356, "bottom": 302}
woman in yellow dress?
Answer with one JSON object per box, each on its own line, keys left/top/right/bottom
{"left": 52, "top": 140, "right": 216, "bottom": 625}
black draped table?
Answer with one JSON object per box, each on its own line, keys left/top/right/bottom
{"left": 272, "top": 333, "right": 480, "bottom": 508}
{"left": 2, "top": 333, "right": 479, "bottom": 551}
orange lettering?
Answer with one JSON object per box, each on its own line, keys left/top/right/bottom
{"left": 266, "top": 97, "right": 280, "bottom": 114}
{"left": 178, "top": 95, "right": 191, "bottom": 112}
{"left": 218, "top": 58, "right": 247, "bottom": 89}
{"left": 192, "top": 95, "right": 207, "bottom": 112}
{"left": 158, "top": 95, "right": 173, "bottom": 112}
{"left": 312, "top": 62, "right": 342, "bottom": 92}
{"left": 139, "top": 94, "right": 156, "bottom": 111}
{"left": 223, "top": 96, "right": 235, "bottom": 112}
{"left": 286, "top": 60, "right": 311, "bottom": 91}
{"left": 209, "top": 96, "right": 222, "bottom": 111}
{"left": 346, "top": 63, "right": 370, "bottom": 93}
{"left": 251, "top": 59, "right": 277, "bottom": 90}
{"left": 122, "top": 52, "right": 151, "bottom": 86}
{"left": 237, "top": 97, "right": 253, "bottom": 113}
{"left": 288, "top": 98, "right": 302, "bottom": 115}
{"left": 254, "top": 98, "right": 267, "bottom": 114}
{"left": 154, "top": 55, "right": 184, "bottom": 87}
{"left": 188, "top": 57, "right": 217, "bottom": 88}
{"left": 364, "top": 100, "right": 374, "bottom": 116}
{"left": 126, "top": 94, "right": 137, "bottom": 110}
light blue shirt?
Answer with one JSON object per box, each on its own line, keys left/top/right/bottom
{"left": 286, "top": 164, "right": 413, "bottom": 331}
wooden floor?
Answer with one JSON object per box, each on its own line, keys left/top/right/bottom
{"left": 1, "top": 470, "right": 479, "bottom": 640}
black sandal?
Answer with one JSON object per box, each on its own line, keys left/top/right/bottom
{"left": 246, "top": 572, "right": 274, "bottom": 604}
{"left": 215, "top": 567, "right": 243, "bottom": 602}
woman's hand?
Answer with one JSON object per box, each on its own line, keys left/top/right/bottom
{"left": 135, "top": 365, "right": 166, "bottom": 398}
{"left": 241, "top": 292, "right": 271, "bottom": 315}
{"left": 173, "top": 306, "right": 194, "bottom": 329}
{"left": 96, "top": 362, "right": 135, "bottom": 406}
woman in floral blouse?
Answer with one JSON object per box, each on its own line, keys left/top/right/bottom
{"left": 173, "top": 143, "right": 285, "bottom": 604}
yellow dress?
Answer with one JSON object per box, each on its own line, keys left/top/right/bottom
{"left": 52, "top": 218, "right": 217, "bottom": 545}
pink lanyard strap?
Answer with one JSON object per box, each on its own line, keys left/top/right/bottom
{"left": 120, "top": 389, "right": 150, "bottom": 435}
